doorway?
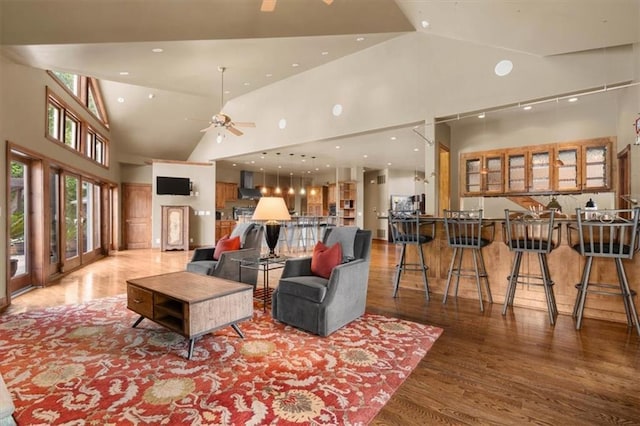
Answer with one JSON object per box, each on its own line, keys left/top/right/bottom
{"left": 438, "top": 144, "right": 451, "bottom": 216}
{"left": 617, "top": 145, "right": 631, "bottom": 215}
{"left": 123, "top": 183, "right": 152, "bottom": 249}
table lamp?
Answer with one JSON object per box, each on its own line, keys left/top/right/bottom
{"left": 252, "top": 196, "right": 291, "bottom": 257}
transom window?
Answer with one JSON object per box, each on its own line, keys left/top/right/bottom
{"left": 46, "top": 87, "right": 109, "bottom": 167}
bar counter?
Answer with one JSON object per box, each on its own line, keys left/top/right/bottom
{"left": 393, "top": 218, "right": 639, "bottom": 325}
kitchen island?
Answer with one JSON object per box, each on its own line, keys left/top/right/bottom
{"left": 392, "top": 218, "right": 639, "bottom": 325}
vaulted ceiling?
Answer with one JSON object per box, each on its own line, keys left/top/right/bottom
{"left": 1, "top": 0, "right": 639, "bottom": 173}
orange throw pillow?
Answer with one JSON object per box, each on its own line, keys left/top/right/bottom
{"left": 311, "top": 241, "right": 342, "bottom": 279}
{"left": 213, "top": 235, "right": 241, "bottom": 260}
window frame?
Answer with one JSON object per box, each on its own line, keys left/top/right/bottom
{"left": 46, "top": 87, "right": 110, "bottom": 168}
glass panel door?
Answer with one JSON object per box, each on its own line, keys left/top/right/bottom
{"left": 64, "top": 174, "right": 81, "bottom": 270}
{"left": 9, "top": 159, "right": 32, "bottom": 293}
{"left": 49, "top": 169, "right": 61, "bottom": 275}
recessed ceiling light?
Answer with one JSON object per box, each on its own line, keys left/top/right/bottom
{"left": 421, "top": 20, "right": 430, "bottom": 28}
{"left": 568, "top": 97, "right": 578, "bottom": 102}
{"left": 117, "top": 97, "right": 125, "bottom": 103}
{"left": 387, "top": 162, "right": 392, "bottom": 166}
{"left": 356, "top": 37, "right": 365, "bottom": 42}
{"left": 478, "top": 113, "right": 486, "bottom": 118}
{"left": 321, "top": 51, "right": 329, "bottom": 56}
{"left": 363, "top": 154, "right": 368, "bottom": 158}
{"left": 250, "top": 160, "right": 255, "bottom": 164}
{"left": 148, "top": 93, "right": 155, "bottom": 99}
{"left": 119, "top": 71, "right": 129, "bottom": 76}
{"left": 151, "top": 48, "right": 163, "bottom": 53}
{"left": 232, "top": 163, "right": 237, "bottom": 167}
{"left": 523, "top": 105, "right": 532, "bottom": 110}
{"left": 278, "top": 118, "right": 287, "bottom": 129}
{"left": 224, "top": 90, "right": 230, "bottom": 94}
{"left": 494, "top": 59, "right": 513, "bottom": 76}
{"left": 243, "top": 82, "right": 250, "bottom": 86}
{"left": 332, "top": 104, "right": 343, "bottom": 117}
{"left": 266, "top": 73, "right": 273, "bottom": 77}
{"left": 292, "top": 63, "right": 300, "bottom": 67}
{"left": 335, "top": 145, "right": 341, "bottom": 149}
{"left": 326, "top": 164, "right": 331, "bottom": 168}
{"left": 260, "top": 156, "right": 265, "bottom": 159}
{"left": 315, "top": 167, "right": 319, "bottom": 171}
{"left": 278, "top": 165, "right": 282, "bottom": 168}
{"left": 414, "top": 148, "right": 419, "bottom": 152}
{"left": 390, "top": 136, "right": 397, "bottom": 140}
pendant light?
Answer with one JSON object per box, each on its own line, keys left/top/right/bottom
{"left": 288, "top": 172, "right": 295, "bottom": 195}
{"left": 310, "top": 156, "right": 317, "bottom": 195}
{"left": 275, "top": 166, "right": 282, "bottom": 195}
{"left": 299, "top": 175, "right": 306, "bottom": 195}
{"left": 261, "top": 168, "right": 268, "bottom": 194}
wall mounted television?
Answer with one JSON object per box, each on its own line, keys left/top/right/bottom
{"left": 156, "top": 176, "right": 191, "bottom": 196}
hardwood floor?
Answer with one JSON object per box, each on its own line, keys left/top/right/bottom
{"left": 5, "top": 241, "right": 640, "bottom": 425}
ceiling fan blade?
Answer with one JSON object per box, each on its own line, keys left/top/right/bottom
{"left": 200, "top": 123, "right": 216, "bottom": 133}
{"left": 227, "top": 126, "right": 243, "bottom": 136}
{"left": 261, "top": 0, "right": 276, "bottom": 12}
{"left": 323, "top": 0, "right": 334, "bottom": 4}
{"left": 232, "top": 121, "right": 256, "bottom": 128}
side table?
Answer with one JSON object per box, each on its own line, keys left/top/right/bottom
{"left": 237, "top": 256, "right": 289, "bottom": 311}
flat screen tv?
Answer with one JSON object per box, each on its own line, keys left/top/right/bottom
{"left": 156, "top": 176, "right": 191, "bottom": 196}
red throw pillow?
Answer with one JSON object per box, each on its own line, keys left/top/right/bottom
{"left": 311, "top": 241, "right": 342, "bottom": 279}
{"left": 213, "top": 235, "right": 241, "bottom": 260}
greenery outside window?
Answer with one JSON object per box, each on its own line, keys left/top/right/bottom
{"left": 52, "top": 71, "right": 80, "bottom": 96}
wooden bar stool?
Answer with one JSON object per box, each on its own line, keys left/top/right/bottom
{"left": 388, "top": 210, "right": 435, "bottom": 300}
{"left": 502, "top": 209, "right": 560, "bottom": 325}
{"left": 570, "top": 207, "right": 640, "bottom": 335}
{"left": 443, "top": 209, "right": 494, "bottom": 312}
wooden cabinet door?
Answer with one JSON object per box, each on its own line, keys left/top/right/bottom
{"left": 582, "top": 140, "right": 611, "bottom": 191}
{"left": 461, "top": 154, "right": 483, "bottom": 195}
{"left": 161, "top": 205, "right": 189, "bottom": 251}
{"left": 555, "top": 145, "right": 580, "bottom": 192}
{"left": 215, "top": 182, "right": 225, "bottom": 209}
{"left": 528, "top": 147, "right": 553, "bottom": 192}
{"left": 483, "top": 153, "right": 504, "bottom": 194}
{"left": 226, "top": 182, "right": 238, "bottom": 202}
{"left": 505, "top": 151, "right": 527, "bottom": 193}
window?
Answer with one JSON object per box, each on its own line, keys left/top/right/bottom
{"left": 52, "top": 71, "right": 79, "bottom": 96}
{"left": 64, "top": 113, "right": 80, "bottom": 149}
{"left": 46, "top": 87, "right": 110, "bottom": 167}
{"left": 47, "top": 100, "right": 62, "bottom": 140}
{"left": 49, "top": 71, "right": 109, "bottom": 128}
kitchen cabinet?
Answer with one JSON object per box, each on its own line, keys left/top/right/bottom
{"left": 460, "top": 152, "right": 503, "bottom": 195}
{"left": 215, "top": 182, "right": 238, "bottom": 209}
{"left": 215, "top": 220, "right": 236, "bottom": 242}
{"left": 306, "top": 186, "right": 326, "bottom": 216}
{"left": 461, "top": 137, "right": 613, "bottom": 196}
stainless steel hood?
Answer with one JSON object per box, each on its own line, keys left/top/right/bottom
{"left": 238, "top": 171, "right": 262, "bottom": 200}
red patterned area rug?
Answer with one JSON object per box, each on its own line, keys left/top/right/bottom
{"left": 0, "top": 295, "right": 442, "bottom": 425}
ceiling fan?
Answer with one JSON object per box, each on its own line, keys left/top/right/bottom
{"left": 260, "top": 0, "right": 333, "bottom": 12}
{"left": 200, "top": 66, "right": 255, "bottom": 138}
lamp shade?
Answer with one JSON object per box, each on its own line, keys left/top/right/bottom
{"left": 252, "top": 197, "right": 291, "bottom": 221}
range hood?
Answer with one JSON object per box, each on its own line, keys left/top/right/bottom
{"left": 238, "top": 171, "right": 262, "bottom": 200}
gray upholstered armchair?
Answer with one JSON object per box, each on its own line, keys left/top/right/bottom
{"left": 186, "top": 223, "right": 263, "bottom": 286}
{"left": 272, "top": 228, "right": 373, "bottom": 336}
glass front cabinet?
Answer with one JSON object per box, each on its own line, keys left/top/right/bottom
{"left": 460, "top": 137, "right": 612, "bottom": 197}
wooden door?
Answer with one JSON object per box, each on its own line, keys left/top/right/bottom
{"left": 617, "top": 145, "right": 631, "bottom": 214}
{"left": 123, "top": 183, "right": 151, "bottom": 249}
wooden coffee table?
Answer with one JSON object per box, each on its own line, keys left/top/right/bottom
{"left": 126, "top": 271, "right": 253, "bottom": 359}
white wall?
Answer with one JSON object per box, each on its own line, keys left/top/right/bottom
{"left": 189, "top": 34, "right": 635, "bottom": 163}
{"left": 151, "top": 161, "right": 216, "bottom": 248}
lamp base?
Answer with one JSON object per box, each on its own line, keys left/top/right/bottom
{"left": 264, "top": 222, "right": 281, "bottom": 257}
